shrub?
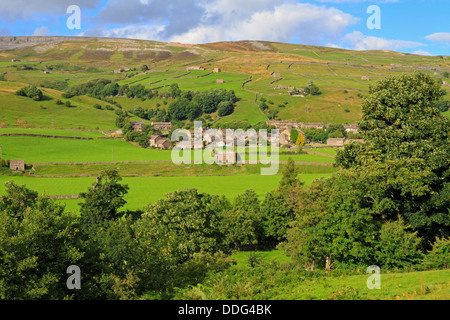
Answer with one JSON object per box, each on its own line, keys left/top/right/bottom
{"left": 217, "top": 100, "right": 235, "bottom": 117}
{"left": 422, "top": 237, "right": 450, "bottom": 269}
{"left": 15, "top": 85, "right": 43, "bottom": 101}
{"left": 375, "top": 218, "right": 423, "bottom": 269}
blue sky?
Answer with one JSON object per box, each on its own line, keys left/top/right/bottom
{"left": 0, "top": 0, "right": 449, "bottom": 55}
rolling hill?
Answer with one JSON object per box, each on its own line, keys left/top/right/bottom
{"left": 0, "top": 36, "right": 449, "bottom": 130}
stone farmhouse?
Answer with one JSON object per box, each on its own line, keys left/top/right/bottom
{"left": 266, "top": 120, "right": 299, "bottom": 129}
{"left": 130, "top": 121, "right": 145, "bottom": 132}
{"left": 343, "top": 124, "right": 359, "bottom": 134}
{"left": 301, "top": 123, "right": 325, "bottom": 130}
{"left": 10, "top": 159, "right": 25, "bottom": 171}
{"left": 149, "top": 135, "right": 172, "bottom": 150}
{"left": 152, "top": 122, "right": 173, "bottom": 132}
{"left": 214, "top": 148, "right": 237, "bottom": 166}
{"left": 280, "top": 129, "right": 291, "bottom": 146}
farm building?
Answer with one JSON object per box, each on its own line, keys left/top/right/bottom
{"left": 186, "top": 66, "right": 206, "bottom": 71}
{"left": 361, "top": 76, "right": 370, "bottom": 81}
{"left": 130, "top": 121, "right": 145, "bottom": 132}
{"left": 301, "top": 123, "right": 325, "bottom": 130}
{"left": 280, "top": 129, "right": 291, "bottom": 146}
{"left": 214, "top": 148, "right": 237, "bottom": 165}
{"left": 266, "top": 120, "right": 299, "bottom": 129}
{"left": 327, "top": 138, "right": 346, "bottom": 147}
{"left": 213, "top": 68, "right": 221, "bottom": 73}
{"left": 152, "top": 122, "right": 173, "bottom": 132}
{"left": 11, "top": 59, "right": 20, "bottom": 62}
{"left": 343, "top": 124, "right": 359, "bottom": 134}
{"left": 175, "top": 140, "right": 203, "bottom": 150}
{"left": 216, "top": 79, "right": 224, "bottom": 84}
{"left": 149, "top": 135, "right": 172, "bottom": 150}
{"left": 10, "top": 159, "right": 25, "bottom": 171}
{"left": 273, "top": 73, "right": 281, "bottom": 78}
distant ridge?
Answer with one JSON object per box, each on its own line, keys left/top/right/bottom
{"left": 0, "top": 36, "right": 155, "bottom": 50}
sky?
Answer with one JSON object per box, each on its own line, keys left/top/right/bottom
{"left": 0, "top": 0, "right": 449, "bottom": 56}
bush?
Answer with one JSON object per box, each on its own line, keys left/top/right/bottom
{"left": 56, "top": 99, "right": 63, "bottom": 105}
{"left": 65, "top": 101, "right": 72, "bottom": 108}
{"left": 375, "top": 218, "right": 423, "bottom": 269}
{"left": 15, "top": 85, "right": 43, "bottom": 101}
{"left": 217, "top": 100, "right": 235, "bottom": 117}
{"left": 422, "top": 237, "right": 450, "bottom": 269}
{"left": 93, "top": 104, "right": 102, "bottom": 110}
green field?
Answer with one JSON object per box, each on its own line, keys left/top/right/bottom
{"left": 0, "top": 170, "right": 332, "bottom": 211}
{"left": 179, "top": 249, "right": 450, "bottom": 300}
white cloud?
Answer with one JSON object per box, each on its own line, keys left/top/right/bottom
{"left": 340, "top": 31, "right": 423, "bottom": 51}
{"left": 425, "top": 33, "right": 450, "bottom": 43}
{"left": 0, "top": 0, "right": 100, "bottom": 21}
{"left": 413, "top": 50, "right": 433, "bottom": 56}
{"left": 33, "top": 26, "right": 50, "bottom": 37}
{"left": 106, "top": 2, "right": 359, "bottom": 44}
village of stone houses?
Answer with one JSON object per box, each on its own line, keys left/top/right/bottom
{"left": 0, "top": 36, "right": 449, "bottom": 301}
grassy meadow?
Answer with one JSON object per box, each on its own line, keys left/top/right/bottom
{"left": 177, "top": 249, "right": 450, "bottom": 300}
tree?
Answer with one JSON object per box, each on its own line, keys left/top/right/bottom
{"left": 303, "top": 128, "right": 328, "bottom": 144}
{"left": 0, "top": 181, "right": 38, "bottom": 220}
{"left": 375, "top": 218, "right": 423, "bottom": 269}
{"left": 217, "top": 100, "right": 235, "bottom": 117}
{"left": 168, "top": 83, "right": 182, "bottom": 99}
{"left": 141, "top": 64, "right": 149, "bottom": 72}
{"left": 296, "top": 132, "right": 305, "bottom": 147}
{"left": 303, "top": 81, "right": 321, "bottom": 96}
{"left": 16, "top": 85, "right": 43, "bottom": 101}
{"left": 0, "top": 183, "right": 81, "bottom": 299}
{"left": 219, "top": 190, "right": 264, "bottom": 249}
{"left": 435, "top": 99, "right": 450, "bottom": 113}
{"left": 290, "top": 129, "right": 299, "bottom": 145}
{"left": 337, "top": 73, "right": 450, "bottom": 246}
{"left": 142, "top": 189, "right": 230, "bottom": 262}
{"left": 326, "top": 124, "right": 345, "bottom": 138}
{"left": 277, "top": 158, "right": 302, "bottom": 192}
{"left": 186, "top": 101, "right": 203, "bottom": 121}
{"left": 282, "top": 172, "right": 379, "bottom": 271}
{"left": 79, "top": 170, "right": 130, "bottom": 225}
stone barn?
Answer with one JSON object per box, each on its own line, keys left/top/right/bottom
{"left": 10, "top": 159, "right": 25, "bottom": 171}
{"left": 214, "top": 148, "right": 237, "bottom": 165}
{"left": 327, "top": 138, "right": 346, "bottom": 147}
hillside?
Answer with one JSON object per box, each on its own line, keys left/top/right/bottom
{"left": 1, "top": 36, "right": 449, "bottom": 130}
